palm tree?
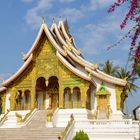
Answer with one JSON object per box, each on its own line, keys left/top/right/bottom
{"left": 116, "top": 68, "right": 138, "bottom": 113}
{"left": 99, "top": 60, "right": 119, "bottom": 76}
{"left": 116, "top": 68, "right": 138, "bottom": 95}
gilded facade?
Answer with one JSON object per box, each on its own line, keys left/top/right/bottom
{"left": 0, "top": 20, "right": 127, "bottom": 119}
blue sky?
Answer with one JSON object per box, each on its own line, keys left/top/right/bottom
{"left": 0, "top": 0, "right": 139, "bottom": 114}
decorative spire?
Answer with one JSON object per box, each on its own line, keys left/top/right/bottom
{"left": 41, "top": 16, "right": 45, "bottom": 24}
{"left": 59, "top": 16, "right": 62, "bottom": 21}
{"left": 78, "top": 48, "right": 82, "bottom": 53}
{"left": 52, "top": 17, "right": 56, "bottom": 23}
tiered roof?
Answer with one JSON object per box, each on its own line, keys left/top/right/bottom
{"left": 0, "top": 19, "right": 127, "bottom": 92}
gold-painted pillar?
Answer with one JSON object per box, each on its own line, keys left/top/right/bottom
{"left": 81, "top": 85, "right": 89, "bottom": 108}
{"left": 59, "top": 86, "right": 64, "bottom": 108}
{"left": 31, "top": 65, "right": 36, "bottom": 109}
{"left": 43, "top": 91, "right": 46, "bottom": 109}
{"left": 69, "top": 88, "right": 72, "bottom": 108}
{"left": 1, "top": 93, "right": 6, "bottom": 113}
{"left": 10, "top": 88, "right": 17, "bottom": 111}
{"left": 31, "top": 85, "right": 36, "bottom": 109}
{"left": 115, "top": 85, "right": 124, "bottom": 110}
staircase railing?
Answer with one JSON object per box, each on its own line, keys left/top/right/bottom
{"left": 52, "top": 108, "right": 59, "bottom": 127}
{"left": 94, "top": 106, "right": 99, "bottom": 119}
{"left": 106, "top": 105, "right": 112, "bottom": 119}
{"left": 46, "top": 108, "right": 56, "bottom": 122}
{"left": 0, "top": 109, "right": 10, "bottom": 126}
{"left": 58, "top": 114, "right": 75, "bottom": 140}
{"left": 15, "top": 108, "right": 37, "bottom": 124}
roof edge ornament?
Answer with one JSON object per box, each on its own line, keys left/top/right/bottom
{"left": 0, "top": 76, "right": 4, "bottom": 85}
{"left": 59, "top": 16, "right": 62, "bottom": 21}
{"left": 41, "top": 16, "right": 46, "bottom": 24}
{"left": 52, "top": 17, "right": 56, "bottom": 23}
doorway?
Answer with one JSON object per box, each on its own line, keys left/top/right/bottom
{"left": 99, "top": 95, "right": 107, "bottom": 111}
{"left": 47, "top": 76, "right": 59, "bottom": 110}
{"left": 36, "top": 77, "right": 47, "bottom": 110}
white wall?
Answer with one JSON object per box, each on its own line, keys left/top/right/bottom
{"left": 91, "top": 87, "right": 96, "bottom": 111}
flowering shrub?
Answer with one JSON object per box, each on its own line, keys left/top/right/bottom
{"left": 72, "top": 130, "right": 89, "bottom": 140}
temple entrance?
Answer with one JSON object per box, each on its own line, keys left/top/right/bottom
{"left": 24, "top": 90, "right": 31, "bottom": 110}
{"left": 86, "top": 89, "right": 91, "bottom": 110}
{"left": 98, "top": 95, "right": 108, "bottom": 119}
{"left": 36, "top": 77, "right": 47, "bottom": 110}
{"left": 47, "top": 76, "right": 59, "bottom": 110}
{"left": 99, "top": 95, "right": 107, "bottom": 111}
{"left": 96, "top": 83, "right": 111, "bottom": 119}
{"left": 64, "top": 87, "right": 81, "bottom": 108}
{"left": 72, "top": 87, "right": 81, "bottom": 108}
{"left": 64, "top": 87, "right": 71, "bottom": 108}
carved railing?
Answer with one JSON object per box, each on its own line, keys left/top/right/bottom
{"left": 90, "top": 119, "right": 132, "bottom": 126}
{"left": 58, "top": 114, "right": 74, "bottom": 140}
{"left": 15, "top": 108, "right": 36, "bottom": 124}
{"left": 106, "top": 105, "right": 112, "bottom": 119}
{"left": 94, "top": 106, "right": 99, "bottom": 119}
{"left": 46, "top": 108, "right": 57, "bottom": 122}
{"left": 52, "top": 108, "right": 59, "bottom": 127}
{"left": 0, "top": 109, "right": 10, "bottom": 125}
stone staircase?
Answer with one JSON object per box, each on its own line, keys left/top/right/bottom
{"left": 0, "top": 110, "right": 64, "bottom": 140}
{"left": 0, "top": 128, "right": 63, "bottom": 140}
{"left": 26, "top": 110, "right": 47, "bottom": 128}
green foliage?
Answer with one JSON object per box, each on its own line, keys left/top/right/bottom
{"left": 99, "top": 60, "right": 119, "bottom": 76}
{"left": 100, "top": 60, "right": 138, "bottom": 96}
{"left": 72, "top": 130, "right": 89, "bottom": 140}
{"left": 116, "top": 68, "right": 138, "bottom": 95}
{"left": 135, "top": 55, "right": 140, "bottom": 77}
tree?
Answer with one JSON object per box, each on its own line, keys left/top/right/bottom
{"left": 116, "top": 68, "right": 138, "bottom": 95}
{"left": 99, "top": 60, "right": 119, "bottom": 76}
{"left": 100, "top": 60, "right": 138, "bottom": 95}
{"left": 108, "top": 0, "right": 140, "bottom": 76}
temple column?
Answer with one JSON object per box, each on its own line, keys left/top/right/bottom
{"left": 81, "top": 83, "right": 89, "bottom": 108}
{"left": 69, "top": 88, "right": 72, "bottom": 108}
{"left": 59, "top": 86, "right": 64, "bottom": 108}
{"left": 80, "top": 86, "right": 89, "bottom": 108}
{"left": 115, "top": 85, "right": 125, "bottom": 111}
{"left": 10, "top": 88, "right": 16, "bottom": 111}
{"left": 1, "top": 93, "right": 6, "bottom": 113}
{"left": 31, "top": 84, "right": 36, "bottom": 109}
{"left": 43, "top": 91, "right": 46, "bottom": 109}
{"left": 31, "top": 65, "right": 36, "bottom": 109}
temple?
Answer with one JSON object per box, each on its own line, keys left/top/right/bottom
{"left": 0, "top": 19, "right": 139, "bottom": 140}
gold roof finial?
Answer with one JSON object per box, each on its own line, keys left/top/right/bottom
{"left": 41, "top": 16, "right": 45, "bottom": 24}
